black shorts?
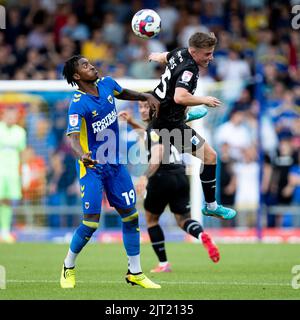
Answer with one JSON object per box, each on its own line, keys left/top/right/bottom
{"left": 152, "top": 120, "right": 205, "bottom": 154}
{"left": 144, "top": 169, "right": 190, "bottom": 215}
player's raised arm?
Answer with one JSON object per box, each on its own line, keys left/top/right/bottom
{"left": 118, "top": 110, "right": 146, "bottom": 131}
{"left": 148, "top": 52, "right": 169, "bottom": 64}
{"left": 116, "top": 89, "right": 160, "bottom": 114}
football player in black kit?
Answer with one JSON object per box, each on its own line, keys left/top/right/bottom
{"left": 149, "top": 32, "right": 237, "bottom": 221}
{"left": 119, "top": 101, "right": 220, "bottom": 273}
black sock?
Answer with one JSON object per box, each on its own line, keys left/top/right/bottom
{"left": 148, "top": 225, "right": 167, "bottom": 263}
{"left": 200, "top": 164, "right": 217, "bottom": 203}
{"left": 183, "top": 219, "right": 203, "bottom": 239}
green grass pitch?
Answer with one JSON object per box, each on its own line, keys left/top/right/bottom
{"left": 0, "top": 242, "right": 299, "bottom": 300}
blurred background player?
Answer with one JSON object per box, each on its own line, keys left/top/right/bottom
{"left": 119, "top": 100, "right": 219, "bottom": 273}
{"left": 0, "top": 107, "right": 26, "bottom": 243}
{"left": 60, "top": 55, "right": 160, "bottom": 289}
{"left": 149, "top": 31, "right": 237, "bottom": 221}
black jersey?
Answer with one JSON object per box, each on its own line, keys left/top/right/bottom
{"left": 153, "top": 47, "right": 199, "bottom": 126}
{"left": 145, "top": 120, "right": 185, "bottom": 174}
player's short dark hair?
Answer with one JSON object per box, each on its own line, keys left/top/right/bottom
{"left": 62, "top": 55, "right": 83, "bottom": 86}
{"left": 188, "top": 32, "right": 217, "bottom": 49}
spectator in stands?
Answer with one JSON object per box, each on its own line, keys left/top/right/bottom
{"left": 215, "top": 108, "right": 253, "bottom": 161}
{"left": 216, "top": 48, "right": 251, "bottom": 102}
{"left": 282, "top": 150, "right": 300, "bottom": 226}
{"left": 46, "top": 150, "right": 79, "bottom": 228}
{"left": 178, "top": 14, "right": 209, "bottom": 48}
{"left": 266, "top": 132, "right": 297, "bottom": 227}
{"left": 21, "top": 146, "right": 47, "bottom": 205}
{"left": 272, "top": 90, "right": 300, "bottom": 136}
{"left": 60, "top": 13, "right": 90, "bottom": 43}
{"left": 234, "top": 146, "right": 259, "bottom": 227}
{"left": 102, "top": 11, "right": 125, "bottom": 47}
{"left": 218, "top": 142, "right": 237, "bottom": 227}
{"left": 27, "top": 116, "right": 56, "bottom": 166}
{"left": 81, "top": 29, "right": 110, "bottom": 64}
{"left": 200, "top": 0, "right": 224, "bottom": 34}
{"left": 244, "top": 6, "right": 268, "bottom": 42}
{"left": 156, "top": 0, "right": 179, "bottom": 48}
{"left": 128, "top": 43, "right": 156, "bottom": 79}
{"left": 6, "top": 6, "right": 26, "bottom": 46}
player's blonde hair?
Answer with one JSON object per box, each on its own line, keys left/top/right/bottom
{"left": 188, "top": 32, "right": 217, "bottom": 49}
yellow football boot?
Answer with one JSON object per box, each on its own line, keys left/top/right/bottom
{"left": 60, "top": 265, "right": 75, "bottom": 288}
{"left": 126, "top": 272, "right": 161, "bottom": 289}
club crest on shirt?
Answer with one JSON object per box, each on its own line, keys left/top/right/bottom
{"left": 181, "top": 70, "right": 193, "bottom": 82}
{"left": 107, "top": 95, "right": 113, "bottom": 104}
{"left": 85, "top": 202, "right": 90, "bottom": 209}
{"left": 69, "top": 114, "right": 79, "bottom": 127}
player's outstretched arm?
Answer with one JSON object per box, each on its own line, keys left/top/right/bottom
{"left": 116, "top": 89, "right": 160, "bottom": 115}
{"left": 118, "top": 111, "right": 146, "bottom": 131}
{"left": 148, "top": 52, "right": 169, "bottom": 64}
{"left": 174, "top": 87, "right": 221, "bottom": 108}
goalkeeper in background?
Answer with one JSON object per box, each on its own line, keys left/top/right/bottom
{"left": 0, "top": 107, "right": 26, "bottom": 243}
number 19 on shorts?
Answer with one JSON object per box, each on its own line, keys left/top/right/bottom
{"left": 122, "top": 189, "right": 135, "bottom": 206}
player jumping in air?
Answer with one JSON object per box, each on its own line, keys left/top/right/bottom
{"left": 149, "top": 32, "right": 237, "bottom": 220}
{"left": 60, "top": 55, "right": 160, "bottom": 289}
{"left": 119, "top": 101, "right": 219, "bottom": 273}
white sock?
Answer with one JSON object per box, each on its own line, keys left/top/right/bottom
{"left": 207, "top": 201, "right": 218, "bottom": 211}
{"left": 64, "top": 249, "right": 78, "bottom": 268}
{"left": 159, "top": 261, "right": 169, "bottom": 267}
{"left": 198, "top": 232, "right": 203, "bottom": 241}
{"left": 128, "top": 254, "right": 142, "bottom": 274}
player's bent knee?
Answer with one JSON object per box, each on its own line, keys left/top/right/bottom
{"left": 204, "top": 146, "right": 217, "bottom": 164}
{"left": 116, "top": 207, "right": 136, "bottom": 215}
{"left": 119, "top": 208, "right": 139, "bottom": 230}
{"left": 175, "top": 213, "right": 191, "bottom": 229}
{"left": 145, "top": 211, "right": 160, "bottom": 226}
{"left": 83, "top": 213, "right": 101, "bottom": 223}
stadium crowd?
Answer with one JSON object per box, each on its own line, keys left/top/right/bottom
{"left": 0, "top": 0, "right": 300, "bottom": 230}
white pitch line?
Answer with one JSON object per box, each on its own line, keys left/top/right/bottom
{"left": 6, "top": 279, "right": 291, "bottom": 287}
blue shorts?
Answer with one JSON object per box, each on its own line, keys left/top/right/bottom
{"left": 76, "top": 163, "right": 136, "bottom": 214}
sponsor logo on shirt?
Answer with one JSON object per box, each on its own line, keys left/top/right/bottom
{"left": 92, "top": 110, "right": 117, "bottom": 133}
{"left": 92, "top": 110, "right": 99, "bottom": 117}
